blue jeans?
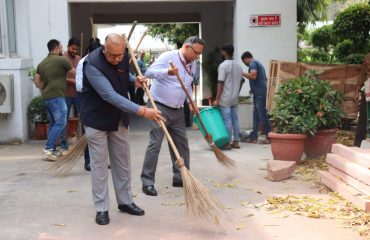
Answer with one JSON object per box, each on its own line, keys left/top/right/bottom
{"left": 44, "top": 97, "right": 67, "bottom": 151}
{"left": 220, "top": 105, "right": 240, "bottom": 143}
{"left": 250, "top": 94, "right": 271, "bottom": 140}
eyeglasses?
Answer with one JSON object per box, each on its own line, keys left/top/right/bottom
{"left": 104, "top": 50, "right": 125, "bottom": 59}
{"left": 189, "top": 45, "right": 202, "bottom": 56}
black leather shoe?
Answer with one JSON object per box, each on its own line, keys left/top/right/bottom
{"left": 142, "top": 185, "right": 157, "bottom": 196}
{"left": 118, "top": 203, "right": 145, "bottom": 216}
{"left": 84, "top": 163, "right": 91, "bottom": 171}
{"left": 172, "top": 181, "right": 183, "bottom": 188}
{"left": 95, "top": 211, "right": 109, "bottom": 225}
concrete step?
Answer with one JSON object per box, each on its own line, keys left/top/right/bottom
{"left": 331, "top": 144, "right": 370, "bottom": 169}
{"left": 326, "top": 153, "right": 370, "bottom": 185}
{"left": 328, "top": 166, "right": 370, "bottom": 196}
{"left": 318, "top": 170, "right": 370, "bottom": 212}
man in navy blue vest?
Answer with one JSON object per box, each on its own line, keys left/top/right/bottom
{"left": 80, "top": 33, "right": 164, "bottom": 225}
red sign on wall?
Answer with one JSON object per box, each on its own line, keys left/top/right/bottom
{"left": 250, "top": 14, "right": 281, "bottom": 27}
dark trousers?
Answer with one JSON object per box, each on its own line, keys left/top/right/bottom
{"left": 354, "top": 92, "right": 367, "bottom": 147}
{"left": 76, "top": 93, "right": 90, "bottom": 165}
{"left": 128, "top": 85, "right": 136, "bottom": 103}
{"left": 183, "top": 100, "right": 192, "bottom": 127}
{"left": 136, "top": 88, "right": 145, "bottom": 105}
{"left": 250, "top": 94, "right": 271, "bottom": 140}
{"left": 141, "top": 102, "right": 190, "bottom": 186}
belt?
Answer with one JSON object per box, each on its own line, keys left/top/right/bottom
{"left": 154, "top": 101, "right": 181, "bottom": 110}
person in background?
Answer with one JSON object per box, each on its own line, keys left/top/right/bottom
{"left": 34, "top": 39, "right": 75, "bottom": 160}
{"left": 80, "top": 33, "right": 164, "bottom": 225}
{"left": 354, "top": 53, "right": 370, "bottom": 147}
{"left": 136, "top": 51, "right": 147, "bottom": 105}
{"left": 241, "top": 51, "right": 271, "bottom": 144}
{"left": 75, "top": 37, "right": 102, "bottom": 171}
{"left": 213, "top": 45, "right": 242, "bottom": 150}
{"left": 60, "top": 37, "right": 81, "bottom": 153}
{"left": 140, "top": 36, "right": 205, "bottom": 197}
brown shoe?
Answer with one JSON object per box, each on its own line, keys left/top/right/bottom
{"left": 219, "top": 143, "right": 232, "bottom": 150}
{"left": 231, "top": 141, "right": 240, "bottom": 149}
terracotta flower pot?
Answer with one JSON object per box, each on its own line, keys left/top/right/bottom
{"left": 67, "top": 118, "right": 79, "bottom": 137}
{"left": 304, "top": 128, "right": 337, "bottom": 158}
{"left": 268, "top": 132, "right": 307, "bottom": 162}
{"left": 34, "top": 123, "right": 49, "bottom": 140}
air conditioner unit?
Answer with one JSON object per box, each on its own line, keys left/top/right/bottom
{"left": 0, "top": 74, "right": 14, "bottom": 113}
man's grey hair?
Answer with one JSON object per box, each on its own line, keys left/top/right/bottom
{"left": 183, "top": 36, "right": 205, "bottom": 46}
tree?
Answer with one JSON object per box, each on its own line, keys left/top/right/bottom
{"left": 332, "top": 3, "right": 370, "bottom": 52}
{"left": 297, "top": 0, "right": 329, "bottom": 28}
{"left": 145, "top": 23, "right": 199, "bottom": 46}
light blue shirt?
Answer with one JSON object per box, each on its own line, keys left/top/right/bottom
{"left": 145, "top": 50, "right": 195, "bottom": 108}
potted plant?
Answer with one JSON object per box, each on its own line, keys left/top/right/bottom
{"left": 27, "top": 96, "right": 49, "bottom": 139}
{"left": 304, "top": 76, "right": 344, "bottom": 158}
{"left": 269, "top": 77, "right": 319, "bottom": 162}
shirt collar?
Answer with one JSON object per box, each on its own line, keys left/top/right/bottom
{"left": 178, "top": 50, "right": 191, "bottom": 65}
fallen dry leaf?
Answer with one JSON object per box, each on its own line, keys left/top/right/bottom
{"left": 241, "top": 201, "right": 250, "bottom": 206}
{"left": 161, "top": 202, "right": 184, "bottom": 206}
{"left": 51, "top": 223, "right": 67, "bottom": 227}
{"left": 236, "top": 223, "right": 245, "bottom": 230}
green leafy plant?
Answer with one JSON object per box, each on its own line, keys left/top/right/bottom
{"left": 271, "top": 77, "right": 320, "bottom": 135}
{"left": 271, "top": 70, "right": 345, "bottom": 135}
{"left": 305, "top": 70, "right": 345, "bottom": 129}
{"left": 27, "top": 96, "right": 48, "bottom": 123}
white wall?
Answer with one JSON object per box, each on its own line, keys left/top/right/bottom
{"left": 0, "top": 59, "right": 33, "bottom": 142}
{"left": 234, "top": 0, "right": 297, "bottom": 95}
{"left": 0, "top": 0, "right": 69, "bottom": 142}
{"left": 28, "top": 0, "right": 70, "bottom": 68}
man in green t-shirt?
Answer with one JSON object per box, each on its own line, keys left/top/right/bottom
{"left": 34, "top": 39, "right": 75, "bottom": 160}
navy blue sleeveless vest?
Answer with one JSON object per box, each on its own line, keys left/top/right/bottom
{"left": 80, "top": 47, "right": 130, "bottom": 131}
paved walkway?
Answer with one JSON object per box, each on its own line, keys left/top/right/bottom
{"left": 0, "top": 120, "right": 363, "bottom": 240}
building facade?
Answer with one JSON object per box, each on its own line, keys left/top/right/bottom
{"left": 0, "top": 0, "right": 296, "bottom": 142}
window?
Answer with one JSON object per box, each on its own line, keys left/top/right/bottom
{"left": 0, "top": 0, "right": 16, "bottom": 57}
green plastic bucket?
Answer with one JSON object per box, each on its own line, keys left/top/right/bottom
{"left": 194, "top": 107, "right": 229, "bottom": 147}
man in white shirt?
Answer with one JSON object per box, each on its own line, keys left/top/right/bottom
{"left": 141, "top": 36, "right": 205, "bottom": 196}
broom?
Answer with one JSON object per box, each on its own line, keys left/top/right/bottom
{"left": 49, "top": 22, "right": 139, "bottom": 177}
{"left": 169, "top": 61, "right": 235, "bottom": 168}
{"left": 124, "top": 35, "right": 226, "bottom": 224}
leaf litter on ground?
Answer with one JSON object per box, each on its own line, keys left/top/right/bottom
{"left": 263, "top": 130, "right": 370, "bottom": 236}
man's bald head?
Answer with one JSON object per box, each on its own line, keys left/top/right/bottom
{"left": 103, "top": 33, "right": 126, "bottom": 65}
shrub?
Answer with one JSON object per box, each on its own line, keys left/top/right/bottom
{"left": 27, "top": 96, "right": 48, "bottom": 123}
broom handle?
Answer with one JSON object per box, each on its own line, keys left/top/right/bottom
{"left": 127, "top": 20, "right": 138, "bottom": 41}
{"left": 129, "top": 30, "right": 148, "bottom": 64}
{"left": 124, "top": 37, "right": 182, "bottom": 160}
{"left": 169, "top": 62, "right": 210, "bottom": 137}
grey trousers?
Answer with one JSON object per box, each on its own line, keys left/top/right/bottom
{"left": 85, "top": 122, "right": 133, "bottom": 212}
{"left": 141, "top": 103, "right": 190, "bottom": 186}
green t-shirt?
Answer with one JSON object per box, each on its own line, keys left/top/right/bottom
{"left": 36, "top": 53, "right": 72, "bottom": 100}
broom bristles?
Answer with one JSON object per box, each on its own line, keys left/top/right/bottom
{"left": 180, "top": 167, "right": 226, "bottom": 224}
{"left": 176, "top": 158, "right": 226, "bottom": 225}
{"left": 210, "top": 144, "right": 235, "bottom": 168}
{"left": 204, "top": 135, "right": 235, "bottom": 168}
{"left": 48, "top": 135, "right": 87, "bottom": 177}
